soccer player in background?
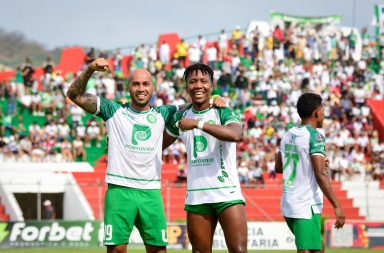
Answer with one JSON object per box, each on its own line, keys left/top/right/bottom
{"left": 164, "top": 63, "right": 248, "bottom": 253}
{"left": 275, "top": 93, "right": 345, "bottom": 253}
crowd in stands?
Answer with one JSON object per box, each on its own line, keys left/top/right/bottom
{"left": 0, "top": 55, "right": 104, "bottom": 162}
{"left": 0, "top": 22, "right": 383, "bottom": 184}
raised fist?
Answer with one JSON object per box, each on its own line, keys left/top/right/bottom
{"left": 89, "top": 58, "right": 110, "bottom": 72}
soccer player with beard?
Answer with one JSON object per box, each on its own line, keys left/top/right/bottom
{"left": 67, "top": 59, "right": 225, "bottom": 253}
{"left": 164, "top": 63, "right": 247, "bottom": 253}
{"left": 68, "top": 58, "right": 172, "bottom": 253}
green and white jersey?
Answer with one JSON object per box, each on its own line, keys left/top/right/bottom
{"left": 166, "top": 105, "right": 244, "bottom": 205}
{"left": 280, "top": 125, "right": 326, "bottom": 219}
{"left": 95, "top": 96, "right": 177, "bottom": 189}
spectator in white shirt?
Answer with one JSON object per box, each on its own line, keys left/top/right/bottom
{"left": 206, "top": 44, "right": 217, "bottom": 70}
{"left": 85, "top": 120, "right": 101, "bottom": 147}
{"left": 188, "top": 44, "right": 201, "bottom": 65}
{"left": 218, "top": 29, "right": 228, "bottom": 61}
{"left": 159, "top": 41, "right": 170, "bottom": 65}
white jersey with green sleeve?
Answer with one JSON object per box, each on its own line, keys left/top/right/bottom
{"left": 95, "top": 96, "right": 177, "bottom": 189}
{"left": 166, "top": 105, "right": 245, "bottom": 205}
{"left": 280, "top": 125, "right": 326, "bottom": 219}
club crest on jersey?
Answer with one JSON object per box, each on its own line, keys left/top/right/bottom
{"left": 316, "top": 133, "right": 324, "bottom": 142}
{"left": 193, "top": 135, "right": 208, "bottom": 158}
{"left": 132, "top": 124, "right": 151, "bottom": 145}
{"left": 147, "top": 113, "right": 157, "bottom": 124}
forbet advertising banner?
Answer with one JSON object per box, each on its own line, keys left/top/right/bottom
{"left": 0, "top": 221, "right": 295, "bottom": 249}
{"left": 0, "top": 221, "right": 188, "bottom": 249}
{"left": 326, "top": 220, "right": 384, "bottom": 249}
{"left": 0, "top": 221, "right": 102, "bottom": 248}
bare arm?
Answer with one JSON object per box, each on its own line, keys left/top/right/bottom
{"left": 178, "top": 118, "right": 242, "bottom": 142}
{"left": 66, "top": 58, "right": 109, "bottom": 114}
{"left": 162, "top": 131, "right": 178, "bottom": 150}
{"left": 312, "top": 155, "right": 345, "bottom": 229}
{"left": 275, "top": 151, "right": 283, "bottom": 174}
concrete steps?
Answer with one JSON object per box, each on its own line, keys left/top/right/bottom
{"left": 341, "top": 181, "right": 384, "bottom": 220}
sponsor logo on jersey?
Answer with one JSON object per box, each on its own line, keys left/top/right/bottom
{"left": 190, "top": 158, "right": 215, "bottom": 166}
{"left": 125, "top": 124, "right": 155, "bottom": 153}
{"left": 218, "top": 144, "right": 228, "bottom": 182}
{"left": 131, "top": 124, "right": 151, "bottom": 145}
{"left": 193, "top": 135, "right": 207, "bottom": 158}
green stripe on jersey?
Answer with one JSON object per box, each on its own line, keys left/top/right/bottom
{"left": 187, "top": 185, "right": 236, "bottom": 192}
{"left": 107, "top": 173, "right": 161, "bottom": 182}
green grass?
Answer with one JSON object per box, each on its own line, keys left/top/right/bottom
{"left": 0, "top": 248, "right": 381, "bottom": 253}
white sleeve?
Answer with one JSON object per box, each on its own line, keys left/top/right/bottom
{"left": 94, "top": 96, "right": 100, "bottom": 116}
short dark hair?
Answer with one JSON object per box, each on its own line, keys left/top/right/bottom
{"left": 183, "top": 63, "right": 214, "bottom": 84}
{"left": 296, "top": 93, "right": 323, "bottom": 119}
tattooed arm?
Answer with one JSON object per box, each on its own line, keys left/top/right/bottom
{"left": 66, "top": 58, "right": 109, "bottom": 114}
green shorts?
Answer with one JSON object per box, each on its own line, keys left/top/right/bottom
{"left": 103, "top": 184, "right": 167, "bottom": 246}
{"left": 284, "top": 212, "right": 322, "bottom": 250}
{"left": 185, "top": 200, "right": 245, "bottom": 216}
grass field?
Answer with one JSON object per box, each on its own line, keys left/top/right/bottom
{"left": 0, "top": 248, "right": 382, "bottom": 253}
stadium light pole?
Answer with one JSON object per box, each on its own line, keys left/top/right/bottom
{"left": 352, "top": 0, "right": 357, "bottom": 27}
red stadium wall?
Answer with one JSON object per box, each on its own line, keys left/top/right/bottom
{"left": 157, "top": 33, "right": 181, "bottom": 61}
{"left": 0, "top": 70, "right": 16, "bottom": 81}
{"left": 367, "top": 99, "right": 384, "bottom": 142}
{"left": 0, "top": 47, "right": 86, "bottom": 82}
{"left": 54, "top": 47, "right": 86, "bottom": 76}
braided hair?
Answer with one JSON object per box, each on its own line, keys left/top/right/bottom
{"left": 183, "top": 63, "right": 214, "bottom": 84}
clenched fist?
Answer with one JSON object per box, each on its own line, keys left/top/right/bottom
{"left": 89, "top": 58, "right": 110, "bottom": 72}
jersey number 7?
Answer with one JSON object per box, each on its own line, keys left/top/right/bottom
{"left": 283, "top": 152, "right": 299, "bottom": 186}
